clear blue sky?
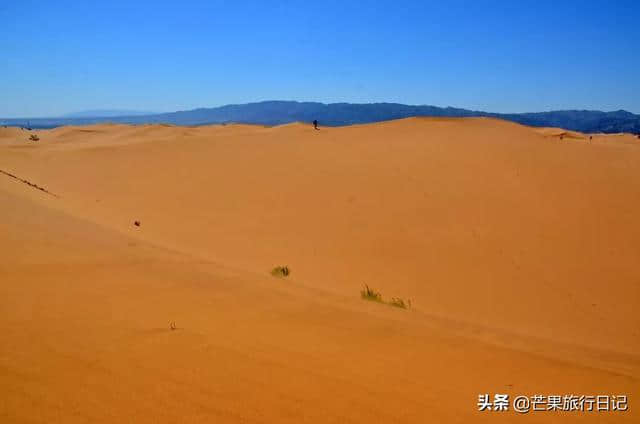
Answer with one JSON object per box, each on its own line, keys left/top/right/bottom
{"left": 1, "top": 0, "right": 639, "bottom": 117}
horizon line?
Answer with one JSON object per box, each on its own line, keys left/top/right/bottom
{"left": 1, "top": 100, "right": 638, "bottom": 120}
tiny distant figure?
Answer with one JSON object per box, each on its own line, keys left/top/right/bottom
{"left": 589, "top": 135, "right": 593, "bottom": 143}
{"left": 560, "top": 134, "right": 564, "bottom": 141}
{"left": 313, "top": 119, "right": 319, "bottom": 130}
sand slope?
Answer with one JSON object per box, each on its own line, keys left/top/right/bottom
{"left": 1, "top": 118, "right": 638, "bottom": 423}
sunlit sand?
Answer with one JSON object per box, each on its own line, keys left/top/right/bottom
{"left": 1, "top": 118, "right": 638, "bottom": 423}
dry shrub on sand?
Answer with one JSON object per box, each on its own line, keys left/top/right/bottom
{"left": 271, "top": 266, "right": 290, "bottom": 277}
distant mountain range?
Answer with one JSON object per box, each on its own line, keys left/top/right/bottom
{"left": 2, "top": 101, "right": 639, "bottom": 134}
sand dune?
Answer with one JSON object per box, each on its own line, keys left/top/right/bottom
{"left": 1, "top": 118, "right": 638, "bottom": 423}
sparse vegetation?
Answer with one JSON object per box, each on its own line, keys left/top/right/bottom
{"left": 0, "top": 169, "right": 58, "bottom": 198}
{"left": 361, "top": 285, "right": 411, "bottom": 309}
{"left": 271, "top": 265, "right": 290, "bottom": 277}
{"left": 388, "top": 297, "right": 411, "bottom": 309}
{"left": 360, "top": 284, "right": 383, "bottom": 303}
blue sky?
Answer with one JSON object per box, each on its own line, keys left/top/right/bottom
{"left": 1, "top": 0, "right": 639, "bottom": 117}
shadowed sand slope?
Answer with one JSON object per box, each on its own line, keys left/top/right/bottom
{"left": 1, "top": 118, "right": 638, "bottom": 423}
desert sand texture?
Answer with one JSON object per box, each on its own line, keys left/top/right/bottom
{"left": 1, "top": 117, "right": 639, "bottom": 423}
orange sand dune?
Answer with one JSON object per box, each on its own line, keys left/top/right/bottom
{"left": 1, "top": 118, "right": 638, "bottom": 423}
{"left": 533, "top": 127, "right": 585, "bottom": 139}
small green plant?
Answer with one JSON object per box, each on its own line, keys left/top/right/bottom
{"left": 271, "top": 265, "right": 290, "bottom": 277}
{"left": 360, "top": 285, "right": 383, "bottom": 303}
